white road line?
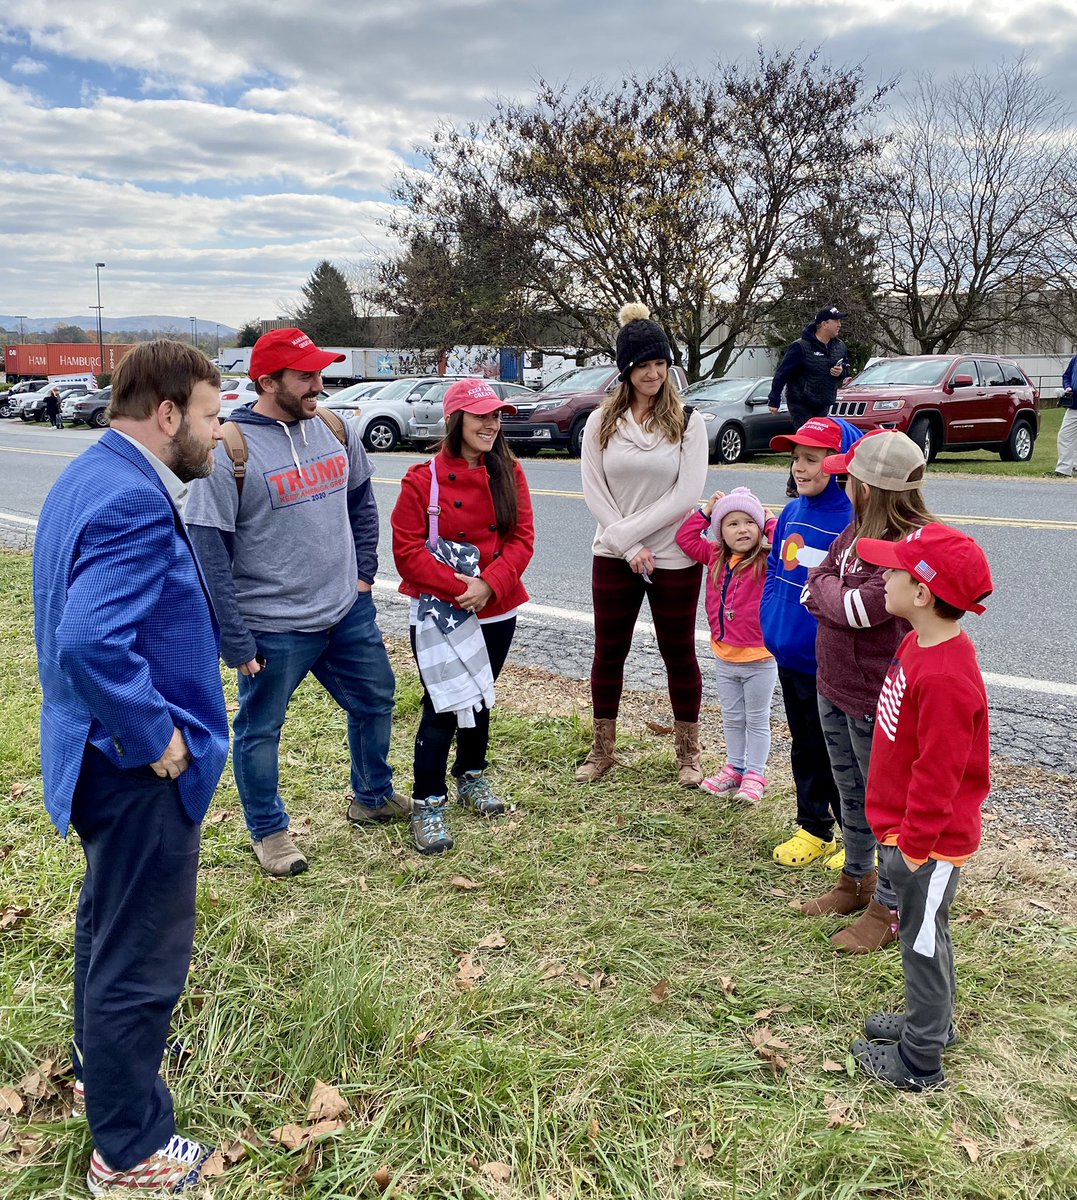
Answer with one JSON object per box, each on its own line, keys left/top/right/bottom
{"left": 4, "top": 518, "right": 1072, "bottom": 700}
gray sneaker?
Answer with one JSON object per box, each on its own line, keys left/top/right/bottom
{"left": 251, "top": 830, "right": 308, "bottom": 877}
{"left": 455, "top": 770, "right": 505, "bottom": 816}
{"left": 346, "top": 791, "right": 412, "bottom": 826}
{"left": 411, "top": 795, "right": 454, "bottom": 855}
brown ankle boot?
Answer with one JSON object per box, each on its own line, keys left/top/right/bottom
{"left": 673, "top": 720, "right": 703, "bottom": 787}
{"left": 799, "top": 869, "right": 877, "bottom": 917}
{"left": 830, "top": 896, "right": 899, "bottom": 954}
{"left": 575, "top": 718, "right": 617, "bottom": 783}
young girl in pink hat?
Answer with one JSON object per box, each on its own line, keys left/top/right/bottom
{"left": 676, "top": 486, "right": 777, "bottom": 803}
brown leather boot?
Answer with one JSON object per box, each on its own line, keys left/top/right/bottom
{"left": 831, "top": 897, "right": 899, "bottom": 954}
{"left": 799, "top": 869, "right": 877, "bottom": 917}
{"left": 575, "top": 718, "right": 617, "bottom": 783}
{"left": 673, "top": 720, "right": 703, "bottom": 787}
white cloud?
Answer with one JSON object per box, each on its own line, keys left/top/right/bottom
{"left": 10, "top": 55, "right": 45, "bottom": 75}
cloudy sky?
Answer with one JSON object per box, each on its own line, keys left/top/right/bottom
{"left": 1, "top": 1, "right": 1075, "bottom": 330}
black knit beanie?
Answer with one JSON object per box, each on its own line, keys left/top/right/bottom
{"left": 615, "top": 302, "right": 673, "bottom": 381}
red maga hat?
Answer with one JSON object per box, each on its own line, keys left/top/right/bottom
{"left": 249, "top": 328, "right": 346, "bottom": 380}
{"left": 769, "top": 415, "right": 844, "bottom": 453}
{"left": 856, "top": 523, "right": 993, "bottom": 615}
{"left": 443, "top": 378, "right": 518, "bottom": 419}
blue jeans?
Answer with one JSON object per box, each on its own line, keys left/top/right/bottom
{"left": 233, "top": 591, "right": 395, "bottom": 839}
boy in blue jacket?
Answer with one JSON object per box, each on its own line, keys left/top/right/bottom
{"left": 760, "top": 416, "right": 861, "bottom": 866}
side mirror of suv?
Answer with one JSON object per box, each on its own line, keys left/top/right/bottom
{"left": 950, "top": 374, "right": 974, "bottom": 389}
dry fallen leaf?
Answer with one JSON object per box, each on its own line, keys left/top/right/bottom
{"left": 450, "top": 875, "right": 480, "bottom": 891}
{"left": 455, "top": 954, "right": 486, "bottom": 991}
{"left": 696, "top": 1143, "right": 715, "bottom": 1162}
{"left": 672, "top": 1153, "right": 686, "bottom": 1169}
{"left": 269, "top": 1118, "right": 346, "bottom": 1151}
{"left": 411, "top": 1029, "right": 435, "bottom": 1052}
{"left": 1025, "top": 898, "right": 1052, "bottom": 911}
{"left": 0, "top": 906, "right": 32, "bottom": 932}
{"left": 1004, "top": 1113, "right": 1022, "bottom": 1131}
{"left": 822, "top": 1058, "right": 845, "bottom": 1073}
{"left": 649, "top": 979, "right": 670, "bottom": 1004}
{"left": 9, "top": 783, "right": 26, "bottom": 799}
{"left": 748, "top": 1026, "right": 790, "bottom": 1074}
{"left": 719, "top": 976, "right": 737, "bottom": 996}
{"left": 476, "top": 932, "right": 508, "bottom": 952}
{"left": 359, "top": 875, "right": 369, "bottom": 893}
{"left": 206, "top": 810, "right": 230, "bottom": 824}
{"left": 645, "top": 720, "right": 674, "bottom": 735}
{"left": 752, "top": 1008, "right": 773, "bottom": 1020}
{"left": 586, "top": 876, "right": 600, "bottom": 887}
{"left": 478, "top": 1161, "right": 512, "bottom": 1182}
{"left": 373, "top": 1164, "right": 393, "bottom": 1192}
{"left": 0, "top": 1087, "right": 24, "bottom": 1115}
{"left": 307, "top": 1080, "right": 349, "bottom": 1122}
{"left": 19, "top": 1067, "right": 47, "bottom": 1100}
{"left": 824, "top": 1093, "right": 865, "bottom": 1130}
{"left": 587, "top": 1118, "right": 600, "bottom": 1137}
{"left": 624, "top": 862, "right": 649, "bottom": 874}
{"left": 539, "top": 961, "right": 566, "bottom": 981}
{"left": 200, "top": 1150, "right": 227, "bottom": 1178}
{"left": 769, "top": 887, "right": 788, "bottom": 898}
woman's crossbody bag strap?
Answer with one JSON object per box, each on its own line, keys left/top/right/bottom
{"left": 426, "top": 458, "right": 441, "bottom": 550}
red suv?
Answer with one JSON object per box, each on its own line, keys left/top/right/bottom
{"left": 830, "top": 354, "right": 1040, "bottom": 463}
{"left": 501, "top": 363, "right": 689, "bottom": 457}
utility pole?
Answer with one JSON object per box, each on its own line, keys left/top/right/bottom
{"left": 94, "top": 262, "right": 106, "bottom": 380}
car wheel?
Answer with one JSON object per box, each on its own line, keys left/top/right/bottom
{"left": 907, "top": 416, "right": 938, "bottom": 463}
{"left": 999, "top": 419, "right": 1035, "bottom": 462}
{"left": 90, "top": 409, "right": 109, "bottom": 429}
{"left": 20, "top": 411, "right": 34, "bottom": 422}
{"left": 363, "top": 418, "right": 399, "bottom": 452}
{"left": 715, "top": 423, "right": 746, "bottom": 464}
{"left": 0, "top": 403, "right": 10, "bottom": 419}
{"left": 568, "top": 418, "right": 587, "bottom": 458}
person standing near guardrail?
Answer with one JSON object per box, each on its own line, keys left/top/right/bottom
{"left": 1050, "top": 355, "right": 1077, "bottom": 477}
{"left": 578, "top": 303, "right": 710, "bottom": 787}
{"left": 769, "top": 306, "right": 851, "bottom": 497}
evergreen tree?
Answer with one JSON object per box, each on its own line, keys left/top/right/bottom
{"left": 236, "top": 320, "right": 262, "bottom": 347}
{"left": 295, "top": 260, "right": 360, "bottom": 345}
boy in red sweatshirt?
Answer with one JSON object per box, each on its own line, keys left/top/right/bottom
{"left": 849, "top": 523, "right": 994, "bottom": 1091}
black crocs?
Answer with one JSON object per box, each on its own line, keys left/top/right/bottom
{"left": 851, "top": 1038, "right": 948, "bottom": 1092}
{"left": 864, "top": 1012, "right": 958, "bottom": 1048}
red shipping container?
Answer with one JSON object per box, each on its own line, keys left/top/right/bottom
{"left": 5, "top": 342, "right": 134, "bottom": 377}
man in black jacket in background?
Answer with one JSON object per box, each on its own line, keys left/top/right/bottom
{"left": 769, "top": 306, "right": 850, "bottom": 496}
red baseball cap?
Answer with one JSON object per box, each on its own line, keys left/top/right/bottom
{"left": 770, "top": 416, "right": 843, "bottom": 452}
{"left": 856, "top": 523, "right": 993, "bottom": 614}
{"left": 249, "top": 328, "right": 346, "bottom": 380}
{"left": 443, "top": 379, "right": 517, "bottom": 419}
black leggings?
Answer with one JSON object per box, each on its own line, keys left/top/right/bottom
{"left": 409, "top": 617, "right": 516, "bottom": 799}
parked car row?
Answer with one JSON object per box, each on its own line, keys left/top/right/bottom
{"left": 3, "top": 353, "right": 1039, "bottom": 465}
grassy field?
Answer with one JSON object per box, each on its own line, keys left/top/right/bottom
{"left": 1, "top": 548, "right": 1075, "bottom": 1199}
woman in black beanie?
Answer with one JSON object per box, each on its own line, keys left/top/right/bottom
{"left": 577, "top": 303, "right": 709, "bottom": 786}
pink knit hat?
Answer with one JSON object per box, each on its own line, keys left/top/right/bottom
{"left": 711, "top": 487, "right": 766, "bottom": 531}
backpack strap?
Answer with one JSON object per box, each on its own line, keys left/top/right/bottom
{"left": 682, "top": 404, "right": 694, "bottom": 433}
{"left": 314, "top": 406, "right": 348, "bottom": 447}
{"left": 218, "top": 407, "right": 348, "bottom": 500}
{"left": 218, "top": 420, "right": 249, "bottom": 498}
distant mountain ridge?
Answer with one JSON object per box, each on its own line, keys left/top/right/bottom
{"left": 1, "top": 315, "right": 238, "bottom": 336}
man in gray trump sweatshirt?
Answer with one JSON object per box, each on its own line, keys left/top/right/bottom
{"left": 186, "top": 328, "right": 406, "bottom": 877}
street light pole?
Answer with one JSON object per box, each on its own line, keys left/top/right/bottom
{"left": 94, "top": 263, "right": 106, "bottom": 381}
{"left": 215, "top": 324, "right": 221, "bottom": 359}
{"left": 190, "top": 317, "right": 197, "bottom": 346}
{"left": 14, "top": 316, "right": 27, "bottom": 344}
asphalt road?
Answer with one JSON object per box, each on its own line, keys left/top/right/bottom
{"left": 2, "top": 419, "right": 1075, "bottom": 775}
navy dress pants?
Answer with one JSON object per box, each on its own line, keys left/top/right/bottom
{"left": 70, "top": 746, "right": 200, "bottom": 1170}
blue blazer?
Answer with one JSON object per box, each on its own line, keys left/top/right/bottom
{"left": 33, "top": 430, "right": 230, "bottom": 834}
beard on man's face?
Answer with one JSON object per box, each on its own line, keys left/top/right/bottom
{"left": 168, "top": 417, "right": 216, "bottom": 482}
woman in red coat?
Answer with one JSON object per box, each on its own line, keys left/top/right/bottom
{"left": 391, "top": 380, "right": 535, "bottom": 854}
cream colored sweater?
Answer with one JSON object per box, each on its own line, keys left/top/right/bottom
{"left": 580, "top": 406, "right": 709, "bottom": 568}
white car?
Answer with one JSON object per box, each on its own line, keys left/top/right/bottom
{"left": 343, "top": 375, "right": 475, "bottom": 452}
{"left": 322, "top": 379, "right": 391, "bottom": 415}
{"left": 407, "top": 380, "right": 535, "bottom": 445}
{"left": 218, "top": 377, "right": 259, "bottom": 415}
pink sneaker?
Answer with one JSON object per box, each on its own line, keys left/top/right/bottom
{"left": 734, "top": 770, "right": 767, "bottom": 804}
{"left": 700, "top": 765, "right": 742, "bottom": 795}
{"left": 87, "top": 1133, "right": 213, "bottom": 1195}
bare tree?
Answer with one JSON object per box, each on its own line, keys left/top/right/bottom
{"left": 377, "top": 50, "right": 889, "bottom": 380}
{"left": 867, "top": 59, "right": 1077, "bottom": 355}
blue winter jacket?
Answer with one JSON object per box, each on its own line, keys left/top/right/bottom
{"left": 759, "top": 420, "right": 861, "bottom": 674}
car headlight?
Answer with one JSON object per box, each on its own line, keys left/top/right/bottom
{"left": 872, "top": 399, "right": 905, "bottom": 411}
{"left": 531, "top": 400, "right": 562, "bottom": 414}
{"left": 698, "top": 411, "right": 716, "bottom": 420}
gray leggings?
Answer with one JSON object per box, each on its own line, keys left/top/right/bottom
{"left": 817, "top": 695, "right": 897, "bottom": 909}
{"left": 712, "top": 656, "right": 778, "bottom": 775}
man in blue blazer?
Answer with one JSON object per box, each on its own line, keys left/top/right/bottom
{"left": 33, "top": 339, "right": 230, "bottom": 1195}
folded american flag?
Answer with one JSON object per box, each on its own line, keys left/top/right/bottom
{"left": 414, "top": 538, "right": 495, "bottom": 728}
